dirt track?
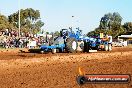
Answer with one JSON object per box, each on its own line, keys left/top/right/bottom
{"left": 0, "top": 47, "right": 132, "bottom": 88}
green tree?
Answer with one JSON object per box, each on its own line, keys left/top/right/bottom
{"left": 88, "top": 12, "right": 123, "bottom": 38}
{"left": 46, "top": 32, "right": 49, "bottom": 34}
{"left": 100, "top": 12, "right": 122, "bottom": 30}
{"left": 87, "top": 31, "right": 96, "bottom": 37}
{"left": 0, "top": 14, "right": 15, "bottom": 31}
{"left": 8, "top": 8, "right": 44, "bottom": 34}
{"left": 123, "top": 22, "right": 132, "bottom": 32}
{"left": 54, "top": 31, "right": 60, "bottom": 36}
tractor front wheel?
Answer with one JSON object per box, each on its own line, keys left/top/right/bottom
{"left": 66, "top": 38, "right": 78, "bottom": 53}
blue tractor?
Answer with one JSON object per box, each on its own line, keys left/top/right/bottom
{"left": 83, "top": 36, "right": 112, "bottom": 52}
{"left": 40, "top": 27, "right": 82, "bottom": 54}
{"left": 40, "top": 27, "right": 112, "bottom": 54}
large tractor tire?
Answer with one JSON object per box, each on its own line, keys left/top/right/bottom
{"left": 108, "top": 44, "right": 112, "bottom": 51}
{"left": 104, "top": 44, "right": 108, "bottom": 51}
{"left": 66, "top": 38, "right": 78, "bottom": 53}
{"left": 77, "top": 41, "right": 84, "bottom": 52}
{"left": 83, "top": 41, "right": 90, "bottom": 52}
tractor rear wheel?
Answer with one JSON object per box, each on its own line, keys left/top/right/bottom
{"left": 66, "top": 38, "right": 78, "bottom": 53}
{"left": 83, "top": 41, "right": 90, "bottom": 52}
{"left": 77, "top": 41, "right": 84, "bottom": 52}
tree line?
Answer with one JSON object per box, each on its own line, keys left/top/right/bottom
{"left": 0, "top": 8, "right": 44, "bottom": 34}
{"left": 0, "top": 9, "right": 132, "bottom": 38}
{"left": 87, "top": 12, "right": 132, "bottom": 38}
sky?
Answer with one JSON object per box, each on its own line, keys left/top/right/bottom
{"left": 0, "top": 0, "right": 132, "bottom": 34}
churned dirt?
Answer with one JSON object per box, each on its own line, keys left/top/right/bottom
{"left": 0, "top": 47, "right": 131, "bottom": 88}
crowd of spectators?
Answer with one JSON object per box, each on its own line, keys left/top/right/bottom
{"left": 0, "top": 29, "right": 49, "bottom": 49}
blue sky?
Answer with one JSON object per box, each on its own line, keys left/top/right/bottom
{"left": 0, "top": 0, "right": 132, "bottom": 33}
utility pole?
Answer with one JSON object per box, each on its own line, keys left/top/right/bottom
{"left": 18, "top": 0, "right": 21, "bottom": 37}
